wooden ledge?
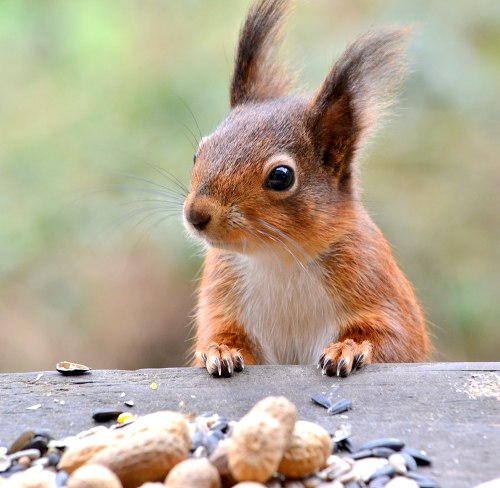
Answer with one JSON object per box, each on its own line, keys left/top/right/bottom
{"left": 1, "top": 363, "right": 499, "bottom": 486}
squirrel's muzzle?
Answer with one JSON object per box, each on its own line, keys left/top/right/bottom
{"left": 186, "top": 204, "right": 212, "bottom": 231}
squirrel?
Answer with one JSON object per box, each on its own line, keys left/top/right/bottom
{"left": 183, "top": 0, "right": 430, "bottom": 377}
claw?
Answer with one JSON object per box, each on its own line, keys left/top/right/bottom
{"left": 336, "top": 358, "right": 345, "bottom": 377}
{"left": 195, "top": 351, "right": 207, "bottom": 365}
{"left": 224, "top": 358, "right": 233, "bottom": 375}
{"left": 353, "top": 353, "right": 364, "bottom": 370}
{"left": 234, "top": 354, "right": 244, "bottom": 372}
{"left": 318, "top": 353, "right": 326, "bottom": 369}
{"left": 322, "top": 357, "right": 332, "bottom": 375}
{"left": 214, "top": 357, "right": 222, "bottom": 377}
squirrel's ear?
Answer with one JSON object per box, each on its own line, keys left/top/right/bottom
{"left": 230, "top": 0, "right": 292, "bottom": 108}
{"left": 307, "top": 28, "right": 410, "bottom": 191}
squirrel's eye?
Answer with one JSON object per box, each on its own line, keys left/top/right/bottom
{"left": 193, "top": 153, "right": 197, "bottom": 164}
{"left": 265, "top": 165, "right": 295, "bottom": 191}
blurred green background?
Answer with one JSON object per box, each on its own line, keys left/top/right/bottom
{"left": 0, "top": 1, "right": 499, "bottom": 372}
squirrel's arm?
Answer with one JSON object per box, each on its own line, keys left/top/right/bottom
{"left": 318, "top": 214, "right": 430, "bottom": 375}
{"left": 193, "top": 250, "right": 256, "bottom": 376}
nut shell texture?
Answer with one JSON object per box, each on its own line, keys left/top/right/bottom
{"left": 228, "top": 411, "right": 287, "bottom": 483}
{"left": 58, "top": 431, "right": 114, "bottom": 473}
{"left": 250, "top": 396, "right": 297, "bottom": 443}
{"left": 232, "top": 484, "right": 267, "bottom": 488}
{"left": 278, "top": 420, "right": 332, "bottom": 478}
{"left": 67, "top": 464, "right": 123, "bottom": 488}
{"left": 165, "top": 458, "right": 220, "bottom": 488}
{"left": 89, "top": 429, "right": 189, "bottom": 488}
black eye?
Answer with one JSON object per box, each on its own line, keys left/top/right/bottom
{"left": 265, "top": 165, "right": 295, "bottom": 191}
{"left": 193, "top": 152, "right": 197, "bottom": 164}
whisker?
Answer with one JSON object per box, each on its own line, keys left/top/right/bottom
{"left": 255, "top": 218, "right": 311, "bottom": 260}
{"left": 253, "top": 219, "right": 308, "bottom": 271}
{"left": 179, "top": 121, "right": 200, "bottom": 151}
{"left": 178, "top": 97, "right": 203, "bottom": 142}
{"left": 132, "top": 210, "right": 181, "bottom": 247}
{"left": 144, "top": 162, "right": 189, "bottom": 195}
{"left": 111, "top": 171, "right": 186, "bottom": 200}
{"left": 119, "top": 197, "right": 184, "bottom": 208}
{"left": 104, "top": 205, "right": 178, "bottom": 237}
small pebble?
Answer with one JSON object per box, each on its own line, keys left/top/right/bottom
{"left": 124, "top": 400, "right": 134, "bottom": 407}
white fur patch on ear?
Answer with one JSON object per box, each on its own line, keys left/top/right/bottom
{"left": 262, "top": 152, "right": 298, "bottom": 195}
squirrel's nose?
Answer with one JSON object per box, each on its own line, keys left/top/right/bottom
{"left": 187, "top": 207, "right": 211, "bottom": 231}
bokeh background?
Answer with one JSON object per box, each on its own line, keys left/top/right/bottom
{"left": 1, "top": 0, "right": 499, "bottom": 372}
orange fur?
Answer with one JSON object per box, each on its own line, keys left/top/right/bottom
{"left": 184, "top": 0, "right": 430, "bottom": 377}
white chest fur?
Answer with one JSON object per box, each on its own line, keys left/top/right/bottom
{"left": 233, "top": 254, "right": 339, "bottom": 365}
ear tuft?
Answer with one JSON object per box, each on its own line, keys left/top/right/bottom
{"left": 308, "top": 28, "right": 411, "bottom": 187}
{"left": 230, "top": 0, "right": 293, "bottom": 107}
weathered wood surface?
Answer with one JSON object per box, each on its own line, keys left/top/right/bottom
{"left": 0, "top": 363, "right": 499, "bottom": 487}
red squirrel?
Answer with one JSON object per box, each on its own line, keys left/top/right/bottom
{"left": 183, "top": 0, "right": 430, "bottom": 377}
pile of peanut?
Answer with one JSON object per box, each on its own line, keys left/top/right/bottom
{"left": 1, "top": 396, "right": 332, "bottom": 488}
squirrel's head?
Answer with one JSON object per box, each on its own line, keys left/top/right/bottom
{"left": 184, "top": 0, "right": 409, "bottom": 262}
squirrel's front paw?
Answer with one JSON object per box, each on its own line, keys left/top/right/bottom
{"left": 318, "top": 339, "right": 373, "bottom": 377}
{"left": 195, "top": 344, "right": 244, "bottom": 378}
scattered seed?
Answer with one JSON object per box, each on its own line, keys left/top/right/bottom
{"left": 92, "top": 408, "right": 123, "bottom": 423}
{"left": 371, "top": 447, "right": 397, "bottom": 458}
{"left": 55, "top": 361, "right": 91, "bottom": 375}
{"left": 367, "top": 465, "right": 397, "bottom": 482}
{"left": 402, "top": 447, "right": 432, "bottom": 466}
{"left": 0, "top": 456, "right": 11, "bottom": 473}
{"left": 311, "top": 393, "right": 333, "bottom": 410}
{"left": 150, "top": 382, "right": 158, "bottom": 390}
{"left": 55, "top": 470, "right": 69, "bottom": 487}
{"left": 117, "top": 412, "right": 136, "bottom": 424}
{"left": 124, "top": 400, "right": 135, "bottom": 407}
{"left": 398, "top": 451, "right": 418, "bottom": 471}
{"left": 6, "top": 431, "right": 35, "bottom": 455}
{"left": 360, "top": 438, "right": 405, "bottom": 452}
{"left": 8, "top": 448, "right": 41, "bottom": 461}
{"left": 369, "top": 475, "right": 391, "bottom": 488}
{"left": 406, "top": 472, "right": 439, "bottom": 488}
{"left": 352, "top": 449, "right": 372, "bottom": 460}
{"left": 26, "top": 404, "right": 42, "bottom": 411}
{"left": 331, "top": 424, "right": 352, "bottom": 443}
{"left": 328, "top": 399, "right": 353, "bottom": 415}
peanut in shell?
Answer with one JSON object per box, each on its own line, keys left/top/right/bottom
{"left": 228, "top": 411, "right": 287, "bottom": 483}
{"left": 67, "top": 464, "right": 123, "bottom": 488}
{"left": 88, "top": 429, "right": 189, "bottom": 488}
{"left": 165, "top": 458, "right": 220, "bottom": 488}
{"left": 278, "top": 420, "right": 332, "bottom": 478}
{"left": 249, "top": 396, "right": 297, "bottom": 443}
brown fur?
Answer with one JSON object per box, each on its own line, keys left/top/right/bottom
{"left": 184, "top": 0, "right": 430, "bottom": 377}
